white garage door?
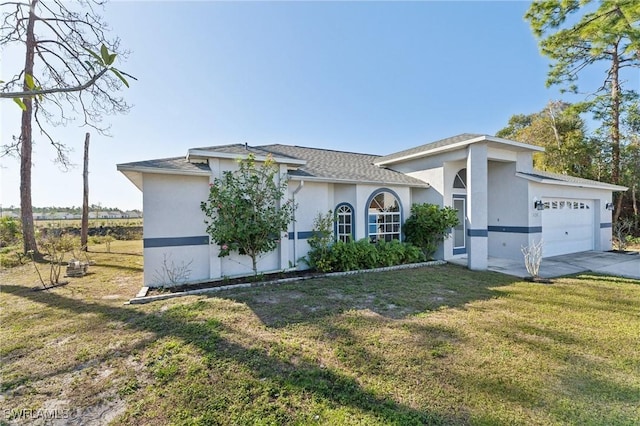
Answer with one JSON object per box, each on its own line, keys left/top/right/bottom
{"left": 541, "top": 198, "right": 594, "bottom": 257}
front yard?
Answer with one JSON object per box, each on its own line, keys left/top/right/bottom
{"left": 1, "top": 240, "right": 639, "bottom": 425}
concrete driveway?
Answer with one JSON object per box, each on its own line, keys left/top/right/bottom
{"left": 452, "top": 251, "right": 640, "bottom": 280}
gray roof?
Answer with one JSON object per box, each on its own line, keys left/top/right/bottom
{"left": 256, "top": 144, "right": 428, "bottom": 186}
{"left": 117, "top": 156, "right": 210, "bottom": 173}
{"left": 118, "top": 144, "right": 429, "bottom": 187}
{"left": 375, "top": 133, "right": 484, "bottom": 164}
{"left": 191, "top": 143, "right": 300, "bottom": 161}
{"left": 518, "top": 170, "right": 627, "bottom": 190}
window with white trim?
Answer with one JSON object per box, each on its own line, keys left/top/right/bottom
{"left": 335, "top": 204, "right": 353, "bottom": 242}
{"left": 368, "top": 191, "right": 401, "bottom": 242}
{"left": 453, "top": 168, "right": 467, "bottom": 189}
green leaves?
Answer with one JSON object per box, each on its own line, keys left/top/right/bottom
{"left": 25, "top": 73, "right": 35, "bottom": 90}
{"left": 85, "top": 44, "right": 117, "bottom": 66}
{"left": 13, "top": 97, "right": 27, "bottom": 111}
{"left": 201, "top": 154, "right": 296, "bottom": 275}
{"left": 84, "top": 46, "right": 103, "bottom": 64}
{"left": 84, "top": 44, "right": 129, "bottom": 87}
{"left": 100, "top": 44, "right": 109, "bottom": 64}
{"left": 404, "top": 203, "right": 459, "bottom": 259}
{"left": 110, "top": 68, "right": 129, "bottom": 88}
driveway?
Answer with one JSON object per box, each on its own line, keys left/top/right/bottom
{"left": 452, "top": 251, "right": 640, "bottom": 280}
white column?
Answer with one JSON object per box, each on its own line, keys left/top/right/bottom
{"left": 467, "top": 144, "right": 488, "bottom": 270}
{"left": 279, "top": 164, "right": 291, "bottom": 270}
{"left": 208, "top": 158, "right": 222, "bottom": 279}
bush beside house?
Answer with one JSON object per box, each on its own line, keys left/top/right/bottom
{"left": 304, "top": 206, "right": 455, "bottom": 273}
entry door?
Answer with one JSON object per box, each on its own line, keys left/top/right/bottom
{"left": 453, "top": 196, "right": 466, "bottom": 255}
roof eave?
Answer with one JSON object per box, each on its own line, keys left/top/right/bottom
{"left": 188, "top": 149, "right": 307, "bottom": 166}
{"left": 374, "top": 135, "right": 544, "bottom": 166}
{"left": 117, "top": 163, "right": 211, "bottom": 176}
{"left": 288, "top": 175, "right": 430, "bottom": 188}
{"left": 516, "top": 172, "right": 628, "bottom": 191}
{"left": 374, "top": 136, "right": 487, "bottom": 166}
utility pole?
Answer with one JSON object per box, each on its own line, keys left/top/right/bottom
{"left": 81, "top": 133, "right": 90, "bottom": 251}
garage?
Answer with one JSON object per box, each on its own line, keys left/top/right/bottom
{"left": 541, "top": 198, "right": 594, "bottom": 257}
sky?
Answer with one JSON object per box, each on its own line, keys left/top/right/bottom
{"left": 1, "top": 1, "right": 636, "bottom": 211}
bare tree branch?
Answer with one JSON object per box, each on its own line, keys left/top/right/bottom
{"left": 0, "top": 67, "right": 109, "bottom": 98}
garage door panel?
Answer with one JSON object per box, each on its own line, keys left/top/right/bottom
{"left": 542, "top": 198, "right": 594, "bottom": 257}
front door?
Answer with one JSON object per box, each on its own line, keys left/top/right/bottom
{"left": 453, "top": 195, "right": 466, "bottom": 255}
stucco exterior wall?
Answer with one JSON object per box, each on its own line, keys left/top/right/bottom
{"left": 487, "top": 162, "right": 531, "bottom": 260}
{"left": 407, "top": 168, "right": 443, "bottom": 205}
{"left": 142, "top": 173, "right": 211, "bottom": 286}
{"left": 287, "top": 180, "right": 332, "bottom": 270}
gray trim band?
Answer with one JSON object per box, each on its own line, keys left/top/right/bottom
{"left": 600, "top": 223, "right": 612, "bottom": 229}
{"left": 467, "top": 229, "right": 488, "bottom": 237}
{"left": 288, "top": 231, "right": 315, "bottom": 240}
{"left": 144, "top": 235, "right": 209, "bottom": 248}
{"left": 488, "top": 226, "right": 542, "bottom": 234}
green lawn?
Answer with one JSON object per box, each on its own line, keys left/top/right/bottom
{"left": 1, "top": 240, "right": 639, "bottom": 425}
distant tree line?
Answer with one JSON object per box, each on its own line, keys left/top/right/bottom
{"left": 2, "top": 205, "right": 142, "bottom": 214}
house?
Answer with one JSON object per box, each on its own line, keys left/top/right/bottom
{"left": 117, "top": 133, "right": 626, "bottom": 287}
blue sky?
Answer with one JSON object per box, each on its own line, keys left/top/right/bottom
{"left": 1, "top": 1, "right": 633, "bottom": 210}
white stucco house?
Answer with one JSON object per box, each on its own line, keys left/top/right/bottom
{"left": 117, "top": 133, "right": 626, "bottom": 287}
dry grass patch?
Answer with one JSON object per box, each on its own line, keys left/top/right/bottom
{"left": 1, "top": 242, "right": 639, "bottom": 425}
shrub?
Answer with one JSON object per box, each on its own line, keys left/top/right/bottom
{"left": 305, "top": 236, "right": 425, "bottom": 273}
{"left": 0, "top": 217, "right": 22, "bottom": 248}
{"left": 613, "top": 218, "right": 634, "bottom": 251}
{"left": 404, "top": 203, "right": 459, "bottom": 259}
{"left": 201, "top": 154, "right": 295, "bottom": 276}
{"left": 305, "top": 211, "right": 334, "bottom": 272}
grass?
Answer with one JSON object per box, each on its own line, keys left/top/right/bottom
{"left": 1, "top": 240, "right": 639, "bottom": 425}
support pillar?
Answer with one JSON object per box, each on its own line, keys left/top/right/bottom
{"left": 208, "top": 158, "right": 222, "bottom": 279}
{"left": 466, "top": 144, "right": 488, "bottom": 270}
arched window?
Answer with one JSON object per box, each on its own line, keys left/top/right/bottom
{"left": 335, "top": 203, "right": 354, "bottom": 242}
{"left": 366, "top": 190, "right": 401, "bottom": 242}
{"left": 453, "top": 168, "right": 467, "bottom": 189}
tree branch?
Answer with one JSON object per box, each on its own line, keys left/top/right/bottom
{"left": 0, "top": 67, "right": 108, "bottom": 98}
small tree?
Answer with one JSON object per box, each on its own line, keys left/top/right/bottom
{"left": 201, "top": 154, "right": 296, "bottom": 276}
{"left": 30, "top": 233, "right": 77, "bottom": 288}
{"left": 521, "top": 239, "right": 544, "bottom": 279}
{"left": 613, "top": 218, "right": 634, "bottom": 252}
{"left": 403, "top": 203, "right": 459, "bottom": 259}
{"left": 305, "top": 210, "right": 335, "bottom": 272}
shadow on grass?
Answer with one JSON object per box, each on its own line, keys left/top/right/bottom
{"left": 221, "top": 264, "right": 519, "bottom": 327}
{"left": 572, "top": 273, "right": 640, "bottom": 285}
{"left": 1, "top": 284, "right": 459, "bottom": 424}
{"left": 89, "top": 250, "right": 143, "bottom": 257}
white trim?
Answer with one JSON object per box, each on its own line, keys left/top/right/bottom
{"left": 374, "top": 135, "right": 544, "bottom": 166}
{"left": 516, "top": 172, "right": 628, "bottom": 191}
{"left": 116, "top": 164, "right": 211, "bottom": 177}
{"left": 187, "top": 149, "right": 307, "bottom": 166}
{"left": 287, "top": 175, "right": 430, "bottom": 188}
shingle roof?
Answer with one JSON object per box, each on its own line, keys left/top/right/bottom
{"left": 190, "top": 143, "right": 299, "bottom": 161}
{"left": 256, "top": 144, "right": 428, "bottom": 186}
{"left": 117, "top": 157, "right": 210, "bottom": 173}
{"left": 118, "top": 144, "right": 429, "bottom": 187}
{"left": 375, "top": 133, "right": 484, "bottom": 164}
{"left": 518, "top": 170, "right": 627, "bottom": 190}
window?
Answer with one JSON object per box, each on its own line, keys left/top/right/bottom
{"left": 453, "top": 168, "right": 467, "bottom": 189}
{"left": 335, "top": 203, "right": 353, "bottom": 242}
{"left": 367, "top": 190, "right": 401, "bottom": 242}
